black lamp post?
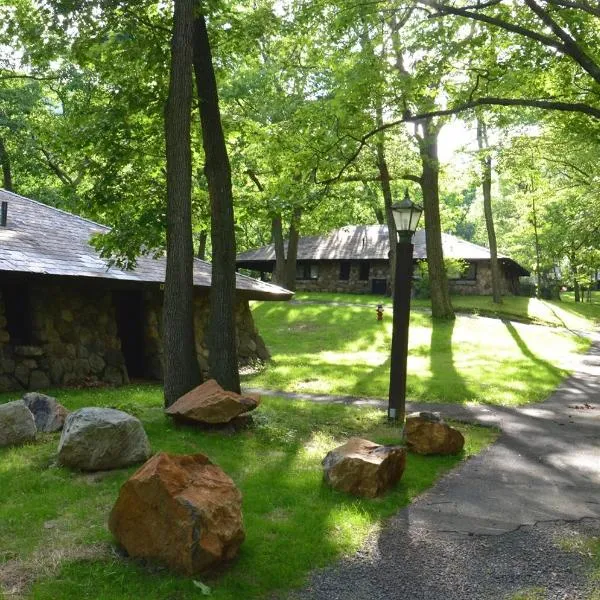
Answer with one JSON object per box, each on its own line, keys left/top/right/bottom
{"left": 388, "top": 189, "right": 423, "bottom": 423}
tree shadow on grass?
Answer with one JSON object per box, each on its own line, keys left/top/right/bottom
{"left": 412, "top": 317, "right": 472, "bottom": 404}
{"left": 501, "top": 319, "right": 564, "bottom": 380}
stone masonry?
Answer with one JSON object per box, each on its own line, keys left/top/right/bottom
{"left": 0, "top": 279, "right": 270, "bottom": 392}
{"left": 294, "top": 259, "right": 520, "bottom": 296}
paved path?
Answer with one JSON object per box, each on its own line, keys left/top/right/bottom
{"left": 245, "top": 335, "right": 600, "bottom": 599}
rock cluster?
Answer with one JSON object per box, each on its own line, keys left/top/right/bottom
{"left": 322, "top": 437, "right": 407, "bottom": 498}
{"left": 58, "top": 407, "right": 151, "bottom": 471}
{"left": 165, "top": 379, "right": 260, "bottom": 425}
{"left": 405, "top": 411, "right": 465, "bottom": 455}
{"left": 109, "top": 452, "right": 245, "bottom": 574}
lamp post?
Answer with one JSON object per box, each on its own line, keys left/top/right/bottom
{"left": 388, "top": 189, "right": 423, "bottom": 423}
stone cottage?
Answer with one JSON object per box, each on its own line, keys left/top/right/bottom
{"left": 236, "top": 225, "right": 529, "bottom": 296}
{"left": 0, "top": 189, "right": 292, "bottom": 392}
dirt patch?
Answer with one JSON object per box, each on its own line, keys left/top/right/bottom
{"left": 0, "top": 542, "right": 110, "bottom": 598}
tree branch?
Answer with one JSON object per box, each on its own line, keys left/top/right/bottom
{"left": 315, "top": 96, "right": 600, "bottom": 184}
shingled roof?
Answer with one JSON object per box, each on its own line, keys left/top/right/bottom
{"left": 236, "top": 224, "right": 529, "bottom": 276}
{"left": 0, "top": 189, "right": 292, "bottom": 300}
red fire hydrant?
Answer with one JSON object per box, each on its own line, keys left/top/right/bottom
{"left": 376, "top": 304, "right": 384, "bottom": 321}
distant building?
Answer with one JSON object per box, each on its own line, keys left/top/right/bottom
{"left": 236, "top": 225, "right": 529, "bottom": 295}
{"left": 0, "top": 189, "right": 292, "bottom": 391}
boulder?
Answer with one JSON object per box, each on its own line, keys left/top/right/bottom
{"left": 109, "top": 452, "right": 245, "bottom": 574}
{"left": 405, "top": 411, "right": 465, "bottom": 455}
{"left": 57, "top": 407, "right": 151, "bottom": 471}
{"left": 22, "top": 392, "right": 69, "bottom": 433}
{"left": 322, "top": 437, "right": 406, "bottom": 498}
{"left": 165, "top": 379, "right": 260, "bottom": 425}
{"left": 0, "top": 400, "right": 36, "bottom": 447}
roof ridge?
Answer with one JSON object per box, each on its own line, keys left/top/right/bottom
{"left": 0, "top": 188, "right": 110, "bottom": 231}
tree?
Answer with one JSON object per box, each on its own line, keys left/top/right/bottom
{"left": 476, "top": 118, "right": 502, "bottom": 304}
{"left": 163, "top": 0, "right": 202, "bottom": 407}
{"left": 192, "top": 8, "right": 240, "bottom": 393}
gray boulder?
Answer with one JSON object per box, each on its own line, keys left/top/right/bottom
{"left": 22, "top": 392, "right": 69, "bottom": 433}
{"left": 58, "top": 407, "right": 151, "bottom": 471}
{"left": 0, "top": 400, "right": 36, "bottom": 447}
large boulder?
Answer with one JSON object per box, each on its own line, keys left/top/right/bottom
{"left": 22, "top": 392, "right": 69, "bottom": 433}
{"left": 0, "top": 400, "right": 36, "bottom": 447}
{"left": 109, "top": 452, "right": 245, "bottom": 574}
{"left": 322, "top": 437, "right": 406, "bottom": 498}
{"left": 165, "top": 379, "right": 260, "bottom": 425}
{"left": 405, "top": 411, "right": 465, "bottom": 455}
{"left": 58, "top": 407, "right": 151, "bottom": 471}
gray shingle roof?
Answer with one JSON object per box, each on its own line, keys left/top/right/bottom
{"left": 0, "top": 189, "right": 292, "bottom": 300}
{"left": 236, "top": 224, "right": 529, "bottom": 275}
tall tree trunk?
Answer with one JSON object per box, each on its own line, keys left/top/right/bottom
{"left": 192, "top": 9, "right": 240, "bottom": 393}
{"left": 417, "top": 119, "right": 454, "bottom": 319}
{"left": 0, "top": 138, "right": 13, "bottom": 192}
{"left": 163, "top": 0, "right": 202, "bottom": 407}
{"left": 476, "top": 119, "right": 502, "bottom": 304}
{"left": 376, "top": 108, "right": 397, "bottom": 296}
{"left": 272, "top": 214, "right": 287, "bottom": 285}
{"left": 196, "top": 230, "right": 207, "bottom": 260}
{"left": 283, "top": 207, "right": 302, "bottom": 291}
{"left": 531, "top": 192, "right": 542, "bottom": 299}
{"left": 571, "top": 250, "right": 580, "bottom": 302}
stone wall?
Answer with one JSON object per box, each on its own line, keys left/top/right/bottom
{"left": 0, "top": 279, "right": 271, "bottom": 392}
{"left": 294, "top": 259, "right": 519, "bottom": 296}
{"left": 143, "top": 290, "right": 270, "bottom": 380}
{"left": 295, "top": 261, "right": 389, "bottom": 294}
{"left": 0, "top": 281, "right": 128, "bottom": 392}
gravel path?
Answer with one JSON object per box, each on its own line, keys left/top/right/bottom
{"left": 245, "top": 334, "right": 600, "bottom": 599}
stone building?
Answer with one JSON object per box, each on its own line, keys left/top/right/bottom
{"left": 0, "top": 189, "right": 292, "bottom": 392}
{"left": 236, "top": 225, "right": 529, "bottom": 296}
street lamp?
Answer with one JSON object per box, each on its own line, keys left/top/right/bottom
{"left": 388, "top": 189, "right": 423, "bottom": 423}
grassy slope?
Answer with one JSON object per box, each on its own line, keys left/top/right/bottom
{"left": 245, "top": 301, "right": 590, "bottom": 405}
{"left": 0, "top": 388, "right": 496, "bottom": 600}
{"left": 292, "top": 292, "right": 600, "bottom": 331}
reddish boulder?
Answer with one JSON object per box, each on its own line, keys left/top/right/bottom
{"left": 165, "top": 379, "right": 260, "bottom": 424}
{"left": 405, "top": 412, "right": 465, "bottom": 455}
{"left": 322, "top": 437, "right": 406, "bottom": 498}
{"left": 109, "top": 452, "right": 244, "bottom": 574}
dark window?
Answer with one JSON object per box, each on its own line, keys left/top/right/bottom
{"left": 448, "top": 262, "right": 477, "bottom": 281}
{"left": 359, "top": 262, "right": 370, "bottom": 281}
{"left": 339, "top": 261, "right": 351, "bottom": 281}
{"left": 296, "top": 263, "right": 319, "bottom": 280}
{"left": 3, "top": 284, "right": 33, "bottom": 345}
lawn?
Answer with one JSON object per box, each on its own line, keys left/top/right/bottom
{"left": 292, "top": 291, "right": 600, "bottom": 331}
{"left": 245, "top": 301, "right": 591, "bottom": 405}
{"left": 0, "top": 387, "right": 497, "bottom": 599}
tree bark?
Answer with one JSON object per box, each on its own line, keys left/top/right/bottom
{"left": 417, "top": 119, "right": 454, "bottom": 319}
{"left": 283, "top": 207, "right": 302, "bottom": 291}
{"left": 531, "top": 192, "right": 542, "bottom": 299}
{"left": 476, "top": 119, "right": 502, "bottom": 304}
{"left": 163, "top": 0, "right": 202, "bottom": 408}
{"left": 192, "top": 8, "right": 240, "bottom": 393}
{"left": 0, "top": 138, "right": 13, "bottom": 192}
{"left": 376, "top": 108, "right": 397, "bottom": 296}
{"left": 196, "top": 230, "right": 207, "bottom": 260}
{"left": 272, "top": 214, "right": 287, "bottom": 285}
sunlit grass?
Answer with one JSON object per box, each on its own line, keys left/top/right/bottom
{"left": 292, "top": 291, "right": 600, "bottom": 331}
{"left": 0, "top": 390, "right": 496, "bottom": 599}
{"left": 245, "top": 301, "right": 590, "bottom": 405}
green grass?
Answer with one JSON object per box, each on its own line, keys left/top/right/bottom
{"left": 292, "top": 291, "right": 600, "bottom": 331}
{"left": 245, "top": 301, "right": 590, "bottom": 405}
{"left": 0, "top": 387, "right": 497, "bottom": 599}
{"left": 558, "top": 534, "right": 600, "bottom": 599}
